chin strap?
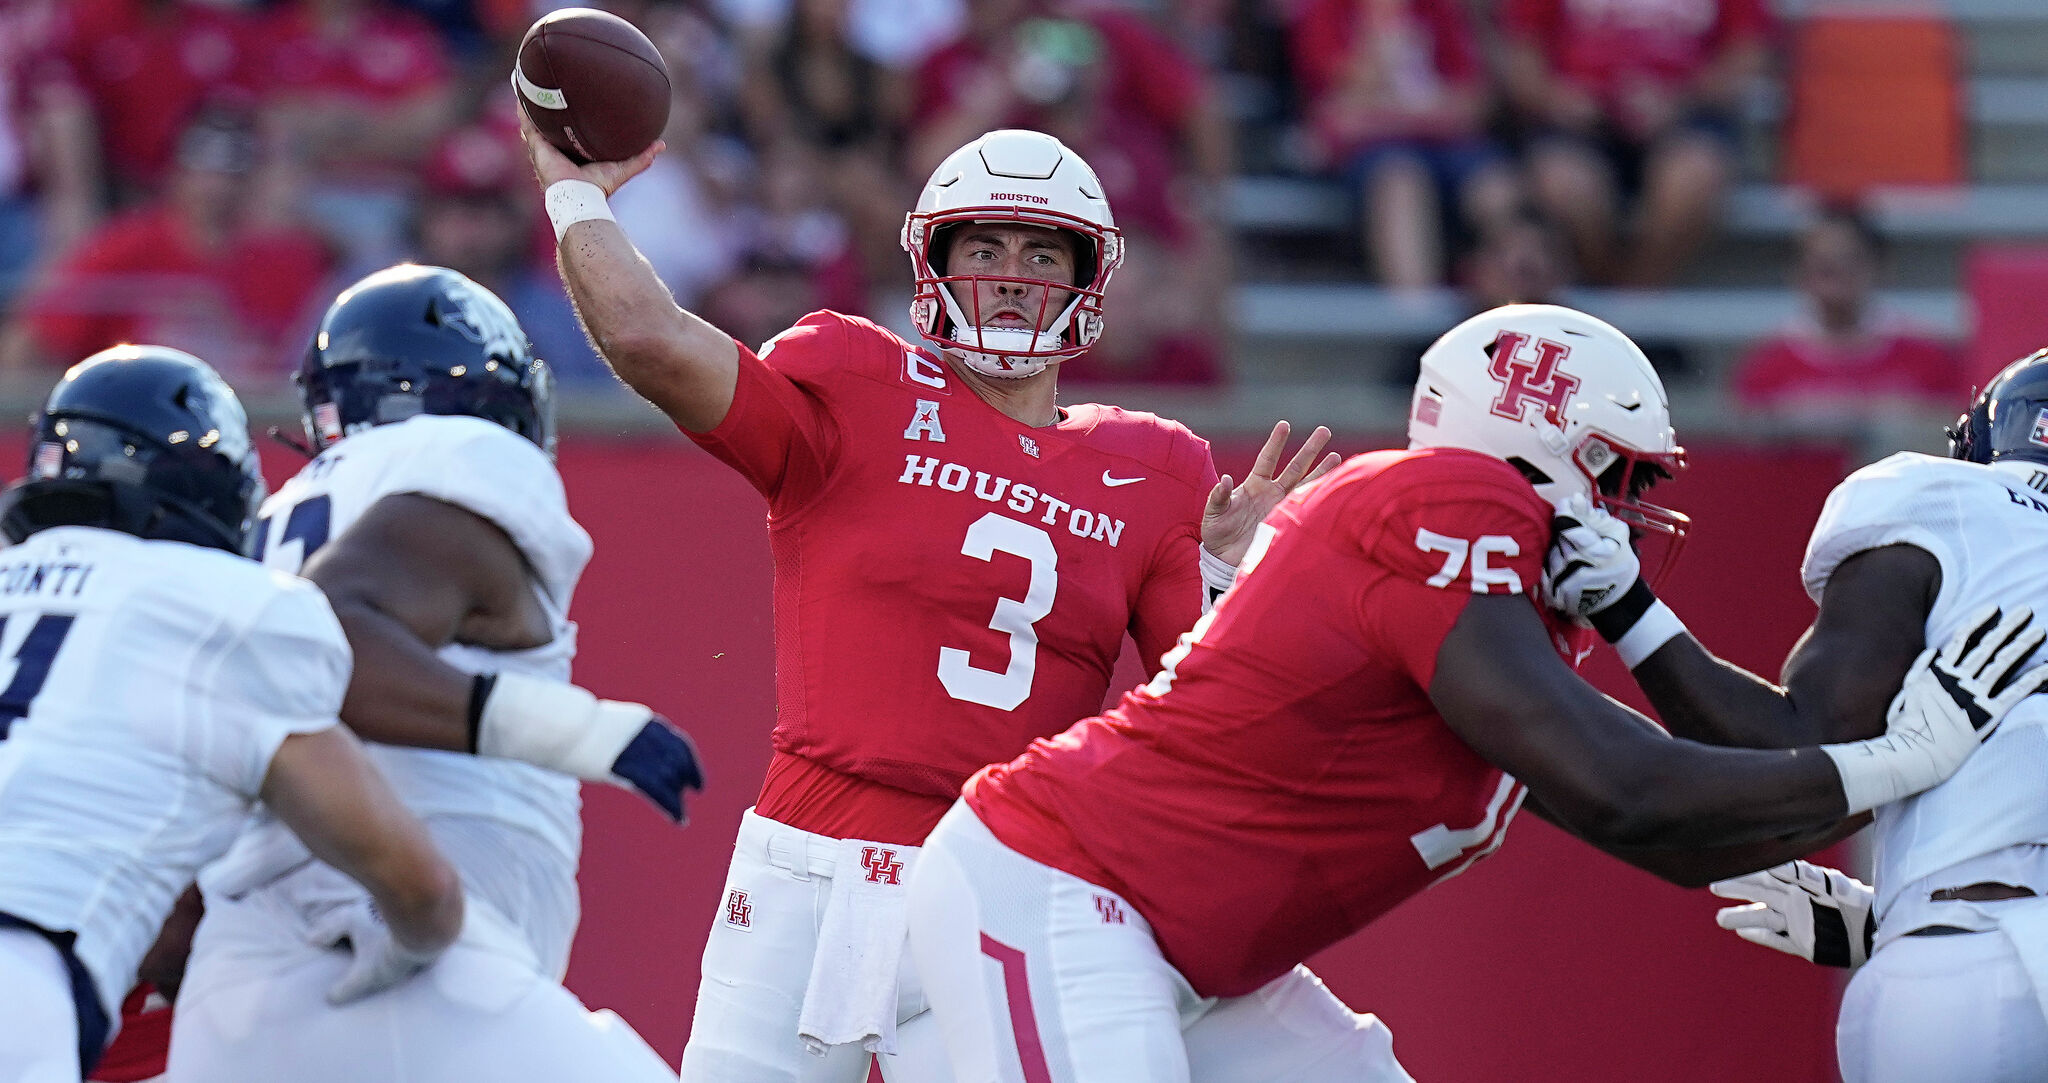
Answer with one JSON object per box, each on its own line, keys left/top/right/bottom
{"left": 266, "top": 425, "right": 317, "bottom": 460}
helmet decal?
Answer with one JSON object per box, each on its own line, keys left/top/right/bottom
{"left": 1486, "top": 331, "right": 1581, "bottom": 430}
{"left": 2032, "top": 407, "right": 2048, "bottom": 449}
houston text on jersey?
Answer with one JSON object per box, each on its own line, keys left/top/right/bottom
{"left": 898, "top": 454, "right": 1126, "bottom": 547}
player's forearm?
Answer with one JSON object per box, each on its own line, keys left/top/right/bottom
{"left": 1630, "top": 633, "right": 1821, "bottom": 748}
{"left": 555, "top": 219, "right": 738, "bottom": 433}
{"left": 1551, "top": 740, "right": 1849, "bottom": 850}
{"left": 1577, "top": 812, "right": 1868, "bottom": 889}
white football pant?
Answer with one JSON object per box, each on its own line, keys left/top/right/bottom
{"left": 0, "top": 926, "right": 81, "bottom": 1083}
{"left": 680, "top": 808, "right": 953, "bottom": 1083}
{"left": 1839, "top": 927, "right": 2048, "bottom": 1083}
{"left": 166, "top": 878, "right": 673, "bottom": 1082}
{"left": 906, "top": 802, "right": 1414, "bottom": 1083}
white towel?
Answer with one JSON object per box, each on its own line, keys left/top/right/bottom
{"left": 796, "top": 838, "right": 916, "bottom": 1056}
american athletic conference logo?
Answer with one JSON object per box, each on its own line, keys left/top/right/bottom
{"left": 861, "top": 847, "right": 904, "bottom": 885}
{"left": 1487, "top": 330, "right": 1581, "bottom": 430}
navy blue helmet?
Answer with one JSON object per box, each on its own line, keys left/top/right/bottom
{"left": 298, "top": 264, "right": 554, "bottom": 454}
{"left": 0, "top": 345, "right": 264, "bottom": 553}
{"left": 1949, "top": 349, "right": 2048, "bottom": 468}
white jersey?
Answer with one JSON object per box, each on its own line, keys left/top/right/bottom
{"left": 1803, "top": 452, "right": 2048, "bottom": 923}
{"left": 205, "top": 414, "right": 593, "bottom": 972}
{"left": 0, "top": 527, "right": 348, "bottom": 1020}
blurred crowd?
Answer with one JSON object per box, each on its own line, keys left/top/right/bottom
{"left": 0, "top": 0, "right": 1969, "bottom": 412}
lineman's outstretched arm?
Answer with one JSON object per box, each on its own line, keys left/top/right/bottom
{"left": 1545, "top": 496, "right": 1939, "bottom": 748}
{"left": 518, "top": 112, "right": 739, "bottom": 433}
{"left": 1629, "top": 546, "right": 1938, "bottom": 749}
{"left": 303, "top": 493, "right": 702, "bottom": 822}
{"left": 1429, "top": 594, "right": 2028, "bottom": 850}
{"left": 1528, "top": 794, "right": 1871, "bottom": 888}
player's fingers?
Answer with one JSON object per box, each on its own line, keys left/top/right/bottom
{"left": 1204, "top": 477, "right": 1232, "bottom": 517}
{"left": 1717, "top": 903, "right": 1787, "bottom": 936}
{"left": 1303, "top": 451, "right": 1341, "bottom": 484}
{"left": 1275, "top": 426, "right": 1333, "bottom": 488}
{"left": 1733, "top": 927, "right": 1798, "bottom": 955}
{"left": 603, "top": 139, "right": 667, "bottom": 192}
{"left": 1248, "top": 421, "right": 1290, "bottom": 480}
{"left": 1707, "top": 877, "right": 1771, "bottom": 902}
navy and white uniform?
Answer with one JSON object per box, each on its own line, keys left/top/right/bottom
{"left": 1802, "top": 452, "right": 2048, "bottom": 1083}
{"left": 0, "top": 527, "right": 348, "bottom": 1081}
{"left": 168, "top": 415, "right": 673, "bottom": 1083}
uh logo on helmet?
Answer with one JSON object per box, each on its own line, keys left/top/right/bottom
{"left": 1411, "top": 304, "right": 1690, "bottom": 571}
{"left": 901, "top": 129, "right": 1123, "bottom": 380}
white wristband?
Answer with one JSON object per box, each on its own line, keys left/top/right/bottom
{"left": 1821, "top": 741, "right": 1916, "bottom": 816}
{"left": 476, "top": 670, "right": 647, "bottom": 781}
{"left": 544, "top": 179, "right": 614, "bottom": 242}
{"left": 1614, "top": 600, "right": 1687, "bottom": 669}
{"left": 1198, "top": 546, "right": 1238, "bottom": 596}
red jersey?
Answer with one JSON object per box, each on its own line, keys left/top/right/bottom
{"left": 49, "top": 0, "right": 261, "bottom": 190}
{"left": 1733, "top": 324, "right": 1961, "bottom": 411}
{"left": 21, "top": 205, "right": 332, "bottom": 381}
{"left": 1502, "top": 0, "right": 1772, "bottom": 113}
{"left": 968, "top": 448, "right": 1580, "bottom": 998}
{"left": 690, "top": 311, "right": 1216, "bottom": 844}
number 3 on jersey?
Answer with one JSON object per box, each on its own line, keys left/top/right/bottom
{"left": 939, "top": 513, "right": 1057, "bottom": 711}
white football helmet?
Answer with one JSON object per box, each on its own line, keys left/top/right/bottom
{"left": 1410, "top": 304, "right": 1688, "bottom": 542}
{"left": 902, "top": 129, "right": 1123, "bottom": 379}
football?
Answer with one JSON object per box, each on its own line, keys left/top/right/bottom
{"left": 513, "top": 8, "right": 671, "bottom": 165}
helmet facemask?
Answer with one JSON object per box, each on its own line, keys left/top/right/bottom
{"left": 906, "top": 211, "right": 1115, "bottom": 379}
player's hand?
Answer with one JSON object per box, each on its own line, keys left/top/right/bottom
{"left": 1710, "top": 860, "right": 1874, "bottom": 968}
{"left": 607, "top": 713, "right": 705, "bottom": 824}
{"left": 1542, "top": 494, "right": 1640, "bottom": 627}
{"left": 1201, "top": 421, "right": 1339, "bottom": 566}
{"left": 307, "top": 899, "right": 445, "bottom": 1005}
{"left": 1840, "top": 605, "right": 2048, "bottom": 811}
{"left": 515, "top": 107, "right": 663, "bottom": 196}
{"left": 474, "top": 672, "right": 704, "bottom": 824}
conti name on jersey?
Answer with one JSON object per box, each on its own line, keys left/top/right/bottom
{"left": 898, "top": 454, "right": 1126, "bottom": 547}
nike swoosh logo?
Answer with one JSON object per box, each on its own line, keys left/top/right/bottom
{"left": 1102, "top": 471, "right": 1146, "bottom": 487}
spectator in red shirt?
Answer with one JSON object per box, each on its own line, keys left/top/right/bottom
{"left": 42, "top": 0, "right": 262, "bottom": 202}
{"left": 1290, "top": 0, "right": 1521, "bottom": 289}
{"left": 1, "top": 0, "right": 98, "bottom": 309}
{"left": 247, "top": 0, "right": 459, "bottom": 273}
{"left": 911, "top": 1, "right": 1231, "bottom": 384}
{"left": 0, "top": 109, "right": 334, "bottom": 386}
{"left": 1733, "top": 205, "right": 1960, "bottom": 415}
{"left": 1501, "top": 0, "right": 1773, "bottom": 286}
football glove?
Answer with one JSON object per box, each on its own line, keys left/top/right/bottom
{"left": 1710, "top": 860, "right": 1875, "bottom": 968}
{"left": 1543, "top": 494, "right": 1640, "bottom": 626}
{"left": 307, "top": 899, "right": 445, "bottom": 1005}
{"left": 1824, "top": 604, "right": 2048, "bottom": 815}
{"left": 471, "top": 672, "right": 704, "bottom": 824}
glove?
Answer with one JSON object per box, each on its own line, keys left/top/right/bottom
{"left": 1710, "top": 860, "right": 1875, "bottom": 968}
{"left": 1825, "top": 604, "right": 2048, "bottom": 814}
{"left": 306, "top": 899, "right": 445, "bottom": 1005}
{"left": 1543, "top": 494, "right": 1640, "bottom": 627}
{"left": 472, "top": 672, "right": 705, "bottom": 824}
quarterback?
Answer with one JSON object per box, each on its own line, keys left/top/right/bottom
{"left": 0, "top": 347, "right": 463, "bottom": 1082}
{"left": 903, "top": 305, "right": 2047, "bottom": 1082}
{"left": 526, "top": 117, "right": 1334, "bottom": 1081}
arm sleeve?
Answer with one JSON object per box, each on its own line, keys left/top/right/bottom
{"left": 373, "top": 418, "right": 594, "bottom": 608}
{"left": 195, "top": 579, "right": 351, "bottom": 797}
{"left": 686, "top": 312, "right": 843, "bottom": 511}
{"left": 1354, "top": 465, "right": 1551, "bottom": 691}
{"left": 1801, "top": 456, "right": 1963, "bottom": 616}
